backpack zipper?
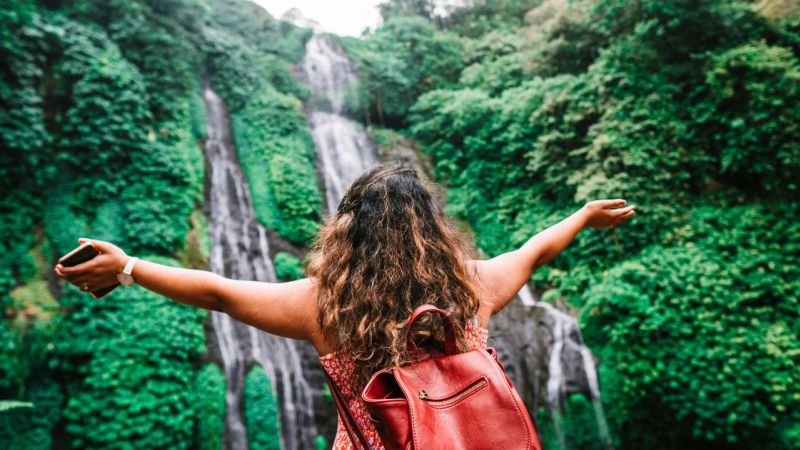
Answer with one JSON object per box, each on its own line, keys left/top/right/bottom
{"left": 418, "top": 377, "right": 488, "bottom": 407}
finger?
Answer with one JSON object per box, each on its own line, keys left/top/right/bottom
{"left": 56, "top": 260, "right": 95, "bottom": 277}
{"left": 599, "top": 199, "right": 626, "bottom": 209}
{"left": 67, "top": 272, "right": 94, "bottom": 284}
{"left": 63, "top": 277, "right": 89, "bottom": 291}
{"left": 612, "top": 205, "right": 635, "bottom": 215}
{"left": 84, "top": 272, "right": 109, "bottom": 285}
{"left": 615, "top": 210, "right": 636, "bottom": 225}
{"left": 83, "top": 238, "right": 112, "bottom": 254}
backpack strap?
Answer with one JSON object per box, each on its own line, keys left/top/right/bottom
{"left": 322, "top": 365, "right": 371, "bottom": 450}
{"left": 407, "top": 304, "right": 458, "bottom": 355}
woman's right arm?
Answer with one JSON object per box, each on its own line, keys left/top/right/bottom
{"left": 54, "top": 238, "right": 319, "bottom": 340}
{"left": 55, "top": 238, "right": 224, "bottom": 311}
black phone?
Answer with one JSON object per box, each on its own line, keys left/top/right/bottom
{"left": 58, "top": 242, "right": 120, "bottom": 299}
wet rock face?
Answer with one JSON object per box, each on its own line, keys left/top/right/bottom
{"left": 489, "top": 295, "right": 595, "bottom": 420}
{"left": 489, "top": 298, "right": 551, "bottom": 419}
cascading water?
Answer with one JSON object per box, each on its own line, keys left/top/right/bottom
{"left": 296, "top": 33, "right": 377, "bottom": 212}
{"left": 202, "top": 83, "right": 319, "bottom": 450}
{"left": 513, "top": 285, "right": 613, "bottom": 450}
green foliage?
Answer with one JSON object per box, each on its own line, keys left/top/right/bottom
{"left": 0, "top": 401, "right": 39, "bottom": 450}
{"left": 1, "top": 0, "right": 313, "bottom": 449}
{"left": 59, "top": 256, "right": 206, "bottom": 449}
{"left": 459, "top": 30, "right": 526, "bottom": 94}
{"left": 204, "top": 0, "right": 312, "bottom": 107}
{"left": 195, "top": 364, "right": 226, "bottom": 450}
{"left": 521, "top": 0, "right": 605, "bottom": 77}
{"left": 202, "top": 0, "right": 322, "bottom": 245}
{"left": 0, "top": 0, "right": 50, "bottom": 340}
{"left": 202, "top": 24, "right": 263, "bottom": 112}
{"left": 56, "top": 40, "right": 152, "bottom": 208}
{"left": 233, "top": 85, "right": 323, "bottom": 245}
{"left": 26, "top": 380, "right": 64, "bottom": 450}
{"left": 178, "top": 208, "right": 212, "bottom": 270}
{"left": 342, "top": 16, "right": 464, "bottom": 126}
{"left": 315, "top": 435, "right": 328, "bottom": 450}
{"left": 208, "top": 0, "right": 312, "bottom": 63}
{"left": 0, "top": 322, "right": 15, "bottom": 394}
{"left": 384, "top": 1, "right": 800, "bottom": 448}
{"left": 6, "top": 277, "right": 59, "bottom": 396}
{"left": 274, "top": 252, "right": 305, "bottom": 281}
{"left": 244, "top": 367, "right": 281, "bottom": 450}
{"left": 695, "top": 41, "right": 800, "bottom": 195}
{"left": 536, "top": 394, "right": 611, "bottom": 450}
{"left": 581, "top": 204, "right": 800, "bottom": 449}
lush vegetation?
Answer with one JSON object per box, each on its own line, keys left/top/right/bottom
{"left": 3, "top": 0, "right": 798, "bottom": 449}
{"left": 233, "top": 86, "right": 323, "bottom": 245}
{"left": 195, "top": 364, "right": 226, "bottom": 450}
{"left": 274, "top": 252, "right": 306, "bottom": 281}
{"left": 0, "top": 0, "right": 312, "bottom": 448}
{"left": 244, "top": 367, "right": 282, "bottom": 450}
{"left": 350, "top": 1, "right": 800, "bottom": 449}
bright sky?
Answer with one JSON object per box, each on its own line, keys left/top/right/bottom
{"left": 254, "top": 0, "right": 384, "bottom": 37}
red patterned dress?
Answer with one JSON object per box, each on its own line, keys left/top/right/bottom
{"left": 318, "top": 319, "right": 490, "bottom": 450}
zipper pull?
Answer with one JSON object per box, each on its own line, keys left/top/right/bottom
{"left": 418, "top": 389, "right": 430, "bottom": 400}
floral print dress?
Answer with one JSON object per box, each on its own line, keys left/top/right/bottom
{"left": 318, "top": 319, "right": 490, "bottom": 450}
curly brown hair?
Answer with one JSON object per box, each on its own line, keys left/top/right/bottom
{"left": 306, "top": 160, "right": 482, "bottom": 387}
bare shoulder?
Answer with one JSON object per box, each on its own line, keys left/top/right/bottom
{"left": 294, "top": 278, "right": 330, "bottom": 354}
{"left": 465, "top": 260, "right": 501, "bottom": 327}
{"left": 466, "top": 255, "right": 530, "bottom": 321}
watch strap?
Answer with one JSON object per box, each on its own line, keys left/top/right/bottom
{"left": 123, "top": 257, "right": 139, "bottom": 276}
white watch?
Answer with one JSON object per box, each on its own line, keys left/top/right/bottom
{"left": 117, "top": 257, "right": 139, "bottom": 286}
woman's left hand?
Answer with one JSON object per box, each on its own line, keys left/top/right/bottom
{"left": 581, "top": 199, "right": 636, "bottom": 228}
{"left": 54, "top": 238, "right": 129, "bottom": 293}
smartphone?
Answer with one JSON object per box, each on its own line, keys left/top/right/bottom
{"left": 58, "top": 242, "right": 120, "bottom": 299}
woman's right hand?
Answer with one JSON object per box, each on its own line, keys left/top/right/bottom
{"left": 581, "top": 199, "right": 636, "bottom": 228}
{"left": 54, "top": 238, "right": 129, "bottom": 293}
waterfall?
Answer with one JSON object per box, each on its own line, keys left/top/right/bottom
{"left": 296, "top": 33, "right": 377, "bottom": 213}
{"left": 202, "top": 84, "right": 319, "bottom": 450}
{"left": 516, "top": 285, "right": 613, "bottom": 449}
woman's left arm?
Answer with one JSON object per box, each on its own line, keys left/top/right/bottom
{"left": 469, "top": 199, "right": 635, "bottom": 316}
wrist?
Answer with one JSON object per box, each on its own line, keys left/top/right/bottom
{"left": 116, "top": 254, "right": 130, "bottom": 274}
{"left": 116, "top": 256, "right": 139, "bottom": 286}
{"left": 575, "top": 206, "right": 591, "bottom": 229}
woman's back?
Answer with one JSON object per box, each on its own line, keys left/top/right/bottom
{"left": 320, "top": 319, "right": 490, "bottom": 450}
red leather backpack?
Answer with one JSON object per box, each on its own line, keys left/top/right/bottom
{"left": 323, "top": 304, "right": 543, "bottom": 450}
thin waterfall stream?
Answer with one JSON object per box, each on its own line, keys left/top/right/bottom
{"left": 295, "top": 33, "right": 377, "bottom": 212}
{"left": 512, "top": 285, "right": 614, "bottom": 450}
{"left": 202, "top": 83, "right": 319, "bottom": 450}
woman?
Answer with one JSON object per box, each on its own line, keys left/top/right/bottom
{"left": 54, "top": 160, "right": 635, "bottom": 449}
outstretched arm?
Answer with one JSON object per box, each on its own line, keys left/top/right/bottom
{"left": 470, "top": 199, "right": 635, "bottom": 316}
{"left": 54, "top": 238, "right": 317, "bottom": 340}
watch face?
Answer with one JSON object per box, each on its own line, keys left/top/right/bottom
{"left": 117, "top": 272, "right": 134, "bottom": 286}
